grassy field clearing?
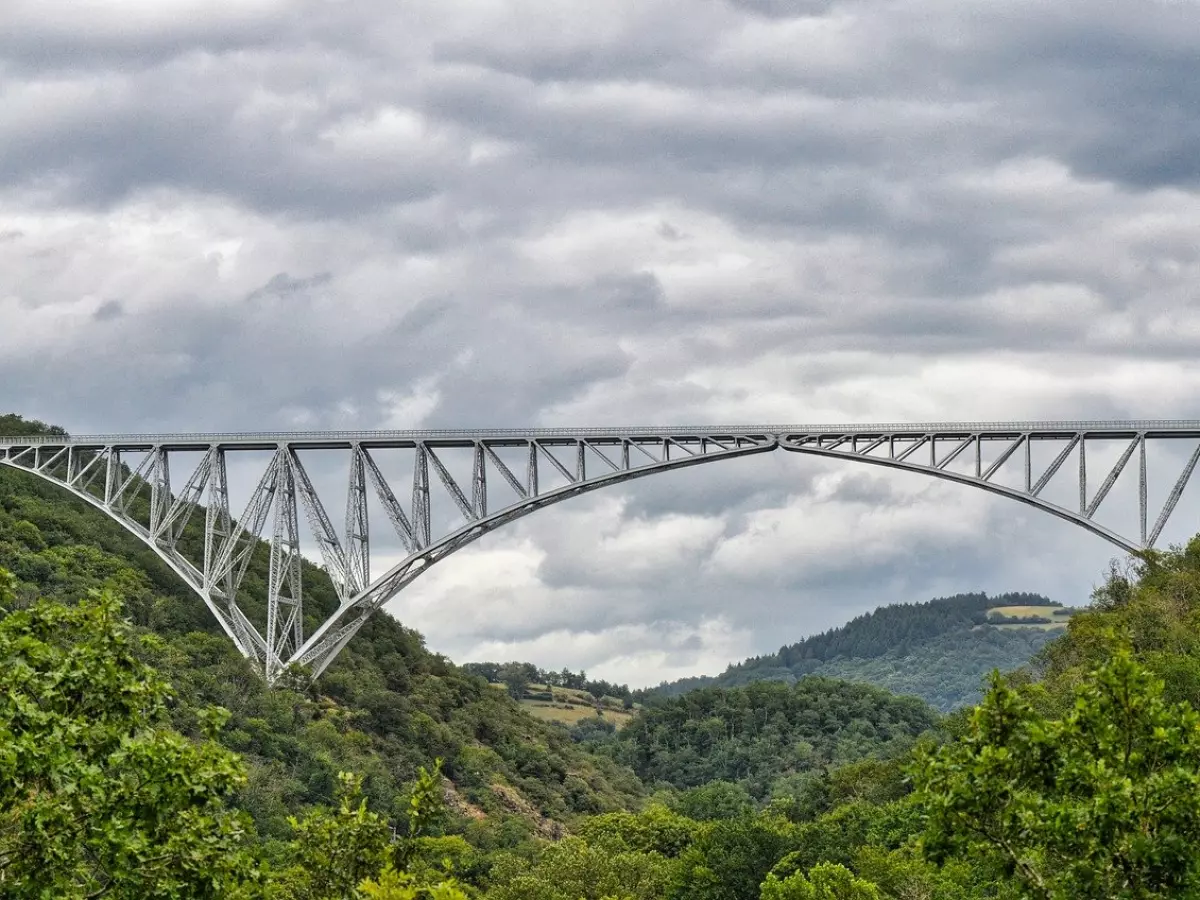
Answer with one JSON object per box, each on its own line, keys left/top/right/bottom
{"left": 986, "top": 604, "right": 1075, "bottom": 630}
{"left": 486, "top": 682, "right": 638, "bottom": 728}
{"left": 988, "top": 604, "right": 1074, "bottom": 618}
{"left": 522, "top": 701, "right": 636, "bottom": 728}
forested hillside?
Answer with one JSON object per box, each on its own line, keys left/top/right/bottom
{"left": 0, "top": 414, "right": 944, "bottom": 835}
{"left": 0, "top": 414, "right": 644, "bottom": 844}
{"left": 15, "top": 537, "right": 1200, "bottom": 898}
{"left": 642, "top": 591, "right": 1067, "bottom": 711}
{"left": 612, "top": 678, "right": 938, "bottom": 800}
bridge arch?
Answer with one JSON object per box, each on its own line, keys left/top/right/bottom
{"left": 4, "top": 421, "right": 1198, "bottom": 681}
{"left": 779, "top": 438, "right": 1138, "bottom": 553}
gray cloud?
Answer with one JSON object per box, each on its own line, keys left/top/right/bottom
{"left": 92, "top": 299, "right": 124, "bottom": 321}
{"left": 2, "top": 0, "right": 1199, "bottom": 684}
{"left": 245, "top": 271, "right": 332, "bottom": 302}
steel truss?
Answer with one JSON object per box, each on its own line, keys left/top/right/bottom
{"left": 4, "top": 421, "right": 1200, "bottom": 682}
{"left": 0, "top": 429, "right": 772, "bottom": 679}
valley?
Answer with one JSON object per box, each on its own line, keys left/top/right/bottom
{"left": 5, "top": 412, "right": 1199, "bottom": 900}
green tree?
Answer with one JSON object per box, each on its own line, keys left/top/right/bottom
{"left": 675, "top": 781, "right": 756, "bottom": 821}
{"left": 280, "top": 771, "right": 391, "bottom": 899}
{"left": 1035, "top": 540, "right": 1200, "bottom": 710}
{"left": 580, "top": 804, "right": 701, "bottom": 857}
{"left": 280, "top": 760, "right": 476, "bottom": 900}
{"left": 394, "top": 759, "right": 480, "bottom": 885}
{"left": 671, "top": 816, "right": 792, "bottom": 900}
{"left": 486, "top": 835, "right": 677, "bottom": 900}
{"left": 914, "top": 649, "right": 1200, "bottom": 899}
{"left": 498, "top": 662, "right": 530, "bottom": 700}
{"left": 0, "top": 570, "right": 260, "bottom": 898}
{"left": 760, "top": 862, "right": 881, "bottom": 899}
{"left": 358, "top": 866, "right": 468, "bottom": 900}
{"left": 853, "top": 844, "right": 1013, "bottom": 900}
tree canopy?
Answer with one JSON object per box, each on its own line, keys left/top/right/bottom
{"left": 0, "top": 572, "right": 259, "bottom": 897}
{"left": 11, "top": 410, "right": 1200, "bottom": 899}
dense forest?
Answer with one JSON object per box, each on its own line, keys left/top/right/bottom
{"left": 9, "top": 411, "right": 1200, "bottom": 898}
{"left": 609, "top": 678, "right": 937, "bottom": 800}
{"left": 641, "top": 592, "right": 1065, "bottom": 711}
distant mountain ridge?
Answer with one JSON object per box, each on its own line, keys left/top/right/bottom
{"left": 638, "top": 592, "right": 1070, "bottom": 712}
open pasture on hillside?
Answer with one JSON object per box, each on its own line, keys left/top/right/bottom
{"left": 987, "top": 604, "right": 1075, "bottom": 630}
{"left": 487, "top": 681, "right": 638, "bottom": 728}
{"left": 523, "top": 701, "right": 636, "bottom": 729}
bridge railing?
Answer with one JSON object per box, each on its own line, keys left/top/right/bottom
{"left": 4, "top": 420, "right": 1200, "bottom": 446}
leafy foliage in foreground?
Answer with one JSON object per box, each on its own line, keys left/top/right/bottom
{"left": 0, "top": 567, "right": 475, "bottom": 898}
{"left": 906, "top": 538, "right": 1200, "bottom": 899}
{"left": 0, "top": 571, "right": 259, "bottom": 898}
{"left": 916, "top": 650, "right": 1200, "bottom": 899}
{"left": 760, "top": 863, "right": 881, "bottom": 900}
{"left": 12, "top": 534, "right": 1200, "bottom": 899}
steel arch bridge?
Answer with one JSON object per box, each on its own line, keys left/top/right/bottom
{"left": 4, "top": 421, "right": 1200, "bottom": 681}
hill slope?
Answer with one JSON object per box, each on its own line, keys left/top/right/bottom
{"left": 641, "top": 592, "right": 1072, "bottom": 712}
{"left": 461, "top": 661, "right": 640, "bottom": 729}
{"left": 0, "top": 413, "right": 950, "bottom": 825}
{"left": 0, "top": 414, "right": 644, "bottom": 842}
{"left": 615, "top": 677, "right": 939, "bottom": 801}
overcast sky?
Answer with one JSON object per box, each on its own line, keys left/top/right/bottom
{"left": 3, "top": 0, "right": 1200, "bottom": 686}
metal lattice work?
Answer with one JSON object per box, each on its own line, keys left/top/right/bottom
{"left": 0, "top": 429, "right": 774, "bottom": 679}
{"left": 4, "top": 421, "right": 1200, "bottom": 682}
{"left": 778, "top": 424, "right": 1200, "bottom": 551}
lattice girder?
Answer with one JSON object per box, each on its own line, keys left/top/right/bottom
{"left": 4, "top": 421, "right": 1200, "bottom": 682}
{"left": 0, "top": 429, "right": 773, "bottom": 679}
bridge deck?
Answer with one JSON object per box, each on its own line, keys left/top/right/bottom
{"left": 4, "top": 420, "right": 1200, "bottom": 448}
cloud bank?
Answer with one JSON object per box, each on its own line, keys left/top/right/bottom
{"left": 3, "top": 0, "right": 1199, "bottom": 685}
